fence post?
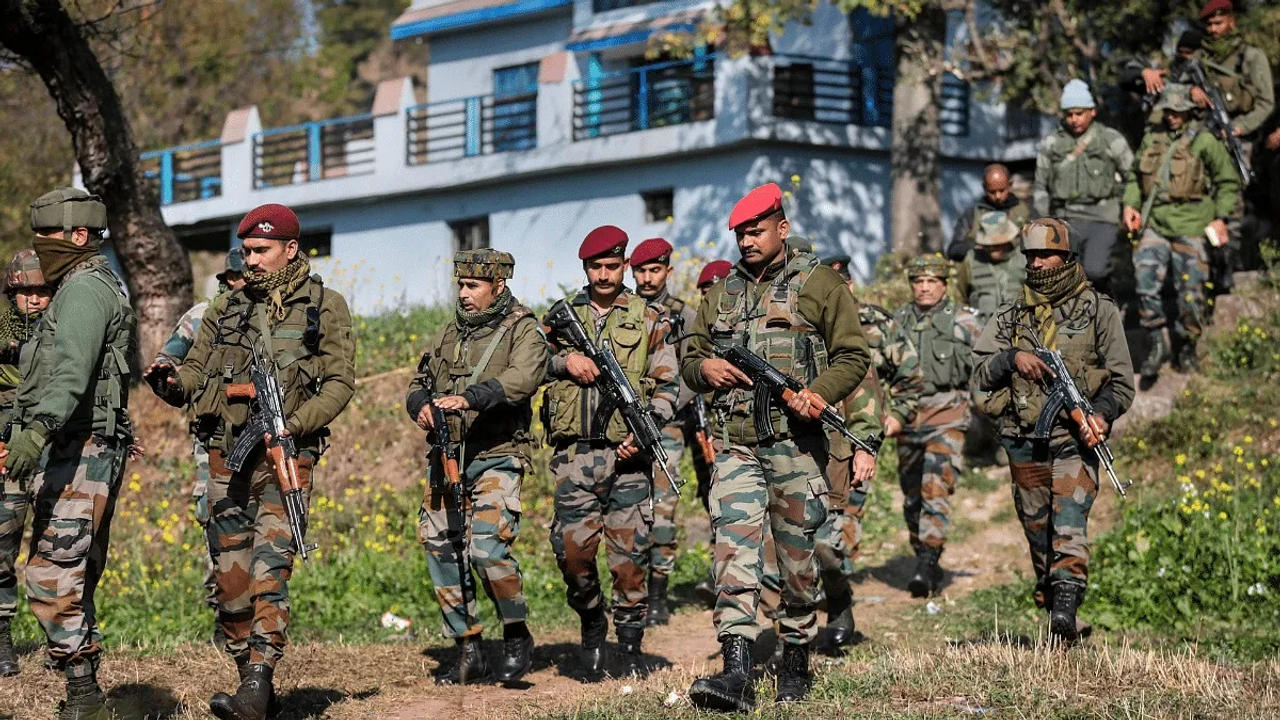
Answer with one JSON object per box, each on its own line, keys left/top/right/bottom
{"left": 636, "top": 67, "right": 649, "bottom": 131}
{"left": 465, "top": 97, "right": 482, "bottom": 156}
{"left": 307, "top": 123, "right": 323, "bottom": 181}
{"left": 159, "top": 150, "right": 174, "bottom": 206}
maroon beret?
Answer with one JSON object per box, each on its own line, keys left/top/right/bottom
{"left": 697, "top": 260, "right": 733, "bottom": 287}
{"left": 237, "top": 203, "right": 300, "bottom": 241}
{"left": 1199, "top": 0, "right": 1232, "bottom": 18}
{"left": 629, "top": 237, "right": 673, "bottom": 268}
{"left": 728, "top": 183, "right": 784, "bottom": 229}
{"left": 579, "top": 225, "right": 629, "bottom": 260}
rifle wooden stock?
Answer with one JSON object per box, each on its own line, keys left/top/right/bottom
{"left": 1068, "top": 407, "right": 1104, "bottom": 449}
{"left": 780, "top": 387, "right": 826, "bottom": 421}
{"left": 0, "top": 442, "right": 7, "bottom": 474}
{"left": 226, "top": 383, "right": 258, "bottom": 401}
{"left": 694, "top": 429, "right": 715, "bottom": 466}
{"left": 265, "top": 441, "right": 304, "bottom": 494}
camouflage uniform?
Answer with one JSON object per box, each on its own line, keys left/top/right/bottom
{"left": 168, "top": 255, "right": 355, "bottom": 669}
{"left": 406, "top": 250, "right": 546, "bottom": 644}
{"left": 1123, "top": 85, "right": 1241, "bottom": 376}
{"left": 946, "top": 196, "right": 1031, "bottom": 261}
{"left": 972, "top": 218, "right": 1135, "bottom": 635}
{"left": 3, "top": 189, "right": 136, "bottom": 712}
{"left": 542, "top": 288, "right": 678, "bottom": 642}
{"left": 950, "top": 213, "right": 1028, "bottom": 328}
{"left": 894, "top": 260, "right": 979, "bottom": 568}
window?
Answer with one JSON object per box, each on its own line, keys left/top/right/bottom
{"left": 592, "top": 0, "right": 661, "bottom": 11}
{"left": 450, "top": 216, "right": 490, "bottom": 252}
{"left": 299, "top": 227, "right": 333, "bottom": 258}
{"left": 492, "top": 63, "right": 539, "bottom": 152}
{"left": 642, "top": 189, "right": 674, "bottom": 223}
{"left": 773, "top": 62, "right": 816, "bottom": 121}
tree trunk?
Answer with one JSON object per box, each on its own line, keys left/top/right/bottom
{"left": 889, "top": 7, "right": 946, "bottom": 255}
{"left": 0, "top": 0, "right": 192, "bottom": 362}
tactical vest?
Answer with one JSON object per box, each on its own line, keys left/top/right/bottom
{"left": 16, "top": 257, "right": 134, "bottom": 441}
{"left": 1138, "top": 129, "right": 1206, "bottom": 202}
{"left": 965, "top": 247, "right": 1027, "bottom": 325}
{"left": 544, "top": 292, "right": 651, "bottom": 444}
{"left": 896, "top": 299, "right": 967, "bottom": 397}
{"left": 1208, "top": 47, "right": 1256, "bottom": 116}
{"left": 1046, "top": 127, "right": 1120, "bottom": 205}
{"left": 708, "top": 252, "right": 827, "bottom": 444}
{"left": 191, "top": 276, "right": 329, "bottom": 451}
{"left": 658, "top": 294, "right": 688, "bottom": 343}
{"left": 427, "top": 305, "right": 536, "bottom": 459}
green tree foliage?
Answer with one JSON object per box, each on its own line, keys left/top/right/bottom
{"left": 311, "top": 0, "right": 427, "bottom": 115}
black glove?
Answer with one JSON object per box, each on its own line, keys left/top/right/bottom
{"left": 144, "top": 363, "right": 184, "bottom": 407}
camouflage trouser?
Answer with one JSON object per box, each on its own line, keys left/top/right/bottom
{"left": 762, "top": 453, "right": 859, "bottom": 608}
{"left": 896, "top": 426, "right": 965, "bottom": 553}
{"left": 1134, "top": 229, "right": 1209, "bottom": 342}
{"left": 192, "top": 438, "right": 217, "bottom": 610}
{"left": 711, "top": 435, "right": 828, "bottom": 645}
{"left": 207, "top": 449, "right": 314, "bottom": 668}
{"left": 419, "top": 454, "right": 528, "bottom": 639}
{"left": 25, "top": 438, "right": 126, "bottom": 673}
{"left": 549, "top": 443, "right": 652, "bottom": 632}
{"left": 0, "top": 482, "right": 30, "bottom": 622}
{"left": 1004, "top": 437, "right": 1097, "bottom": 596}
{"left": 649, "top": 423, "right": 686, "bottom": 577}
{"left": 842, "top": 458, "right": 872, "bottom": 565}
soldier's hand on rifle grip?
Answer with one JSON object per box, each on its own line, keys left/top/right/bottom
{"left": 1122, "top": 206, "right": 1142, "bottom": 234}
{"left": 1084, "top": 414, "right": 1109, "bottom": 448}
{"left": 566, "top": 353, "right": 600, "bottom": 385}
{"left": 1013, "top": 351, "right": 1054, "bottom": 382}
{"left": 1190, "top": 85, "right": 1211, "bottom": 109}
{"left": 786, "top": 388, "right": 820, "bottom": 418}
{"left": 1141, "top": 67, "right": 1165, "bottom": 95}
{"left": 700, "top": 358, "right": 752, "bottom": 390}
{"left": 433, "top": 394, "right": 470, "bottom": 412}
{"left": 416, "top": 405, "right": 435, "bottom": 431}
{"left": 617, "top": 433, "right": 639, "bottom": 461}
{"left": 853, "top": 449, "right": 876, "bottom": 484}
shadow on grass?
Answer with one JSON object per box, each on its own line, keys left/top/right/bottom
{"left": 278, "top": 687, "right": 379, "bottom": 719}
{"left": 423, "top": 639, "right": 674, "bottom": 686}
{"left": 105, "top": 683, "right": 180, "bottom": 719}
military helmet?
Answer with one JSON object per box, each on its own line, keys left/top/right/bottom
{"left": 905, "top": 254, "right": 950, "bottom": 280}
{"left": 786, "top": 236, "right": 814, "bottom": 254}
{"left": 216, "top": 247, "right": 246, "bottom": 282}
{"left": 454, "top": 248, "right": 515, "bottom": 280}
{"left": 5, "top": 249, "right": 46, "bottom": 292}
{"left": 30, "top": 187, "right": 108, "bottom": 233}
{"left": 1020, "top": 218, "right": 1073, "bottom": 254}
{"left": 1156, "top": 83, "right": 1196, "bottom": 113}
{"left": 975, "top": 212, "right": 1021, "bottom": 247}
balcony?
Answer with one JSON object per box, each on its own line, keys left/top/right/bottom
{"left": 572, "top": 56, "right": 715, "bottom": 141}
{"left": 253, "top": 114, "right": 375, "bottom": 189}
{"left": 406, "top": 90, "right": 538, "bottom": 164}
{"left": 140, "top": 140, "right": 222, "bottom": 206}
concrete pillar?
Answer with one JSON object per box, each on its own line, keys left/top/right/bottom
{"left": 219, "top": 106, "right": 261, "bottom": 208}
{"left": 538, "top": 51, "right": 576, "bottom": 147}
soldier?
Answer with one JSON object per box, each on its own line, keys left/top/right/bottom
{"left": 150, "top": 249, "right": 247, "bottom": 630}
{"left": 147, "top": 203, "right": 355, "bottom": 720}
{"left": 971, "top": 218, "right": 1134, "bottom": 642}
{"left": 1, "top": 188, "right": 135, "bottom": 719}
{"left": 691, "top": 259, "right": 733, "bottom": 607}
{"left": 1033, "top": 79, "right": 1135, "bottom": 296}
{"left": 950, "top": 213, "right": 1028, "bottom": 329}
{"left": 1194, "top": 0, "right": 1274, "bottom": 143}
{"left": 0, "top": 250, "right": 51, "bottom": 678}
{"left": 946, "top": 163, "right": 1032, "bottom": 261}
{"left": 683, "top": 184, "right": 870, "bottom": 709}
{"left": 405, "top": 249, "right": 545, "bottom": 685}
{"left": 542, "top": 225, "right": 678, "bottom": 676}
{"left": 893, "top": 256, "right": 980, "bottom": 598}
{"left": 1122, "top": 84, "right": 1240, "bottom": 384}
{"left": 628, "top": 237, "right": 696, "bottom": 626}
{"left": 697, "top": 261, "right": 733, "bottom": 296}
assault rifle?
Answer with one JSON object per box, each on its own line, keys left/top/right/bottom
{"left": 691, "top": 395, "right": 716, "bottom": 468}
{"left": 225, "top": 344, "right": 318, "bottom": 560}
{"left": 421, "top": 378, "right": 476, "bottom": 636}
{"left": 686, "top": 335, "right": 881, "bottom": 456}
{"left": 1186, "top": 59, "right": 1252, "bottom": 184}
{"left": 545, "top": 300, "right": 679, "bottom": 496}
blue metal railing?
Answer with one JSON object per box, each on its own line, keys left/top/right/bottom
{"left": 253, "top": 114, "right": 376, "bottom": 189}
{"left": 572, "top": 56, "right": 716, "bottom": 141}
{"left": 406, "top": 89, "right": 538, "bottom": 165}
{"left": 140, "top": 139, "right": 222, "bottom": 205}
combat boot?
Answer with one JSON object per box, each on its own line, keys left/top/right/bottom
{"left": 436, "top": 635, "right": 491, "bottom": 685}
{"left": 57, "top": 659, "right": 108, "bottom": 720}
{"left": 577, "top": 607, "right": 608, "bottom": 677}
{"left": 230, "top": 655, "right": 280, "bottom": 717}
{"left": 495, "top": 622, "right": 533, "bottom": 683}
{"left": 688, "top": 636, "right": 754, "bottom": 711}
{"left": 0, "top": 618, "right": 18, "bottom": 677}
{"left": 616, "top": 626, "right": 645, "bottom": 676}
{"left": 210, "top": 663, "right": 274, "bottom": 720}
{"left": 1175, "top": 343, "right": 1199, "bottom": 374}
{"left": 820, "top": 571, "right": 857, "bottom": 654}
{"left": 774, "top": 642, "right": 811, "bottom": 703}
{"left": 646, "top": 572, "right": 670, "bottom": 626}
{"left": 908, "top": 548, "right": 942, "bottom": 598}
{"left": 1049, "top": 583, "right": 1083, "bottom": 645}
{"left": 1139, "top": 329, "right": 1169, "bottom": 384}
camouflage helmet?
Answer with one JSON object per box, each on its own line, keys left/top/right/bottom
{"left": 453, "top": 248, "right": 514, "bottom": 280}
{"left": 29, "top": 187, "right": 108, "bottom": 233}
{"left": 905, "top": 254, "right": 951, "bottom": 280}
{"left": 5, "top": 249, "right": 46, "bottom": 292}
{"left": 975, "top": 212, "right": 1021, "bottom": 247}
{"left": 1156, "top": 83, "right": 1196, "bottom": 113}
{"left": 216, "top": 247, "right": 246, "bottom": 282}
{"left": 1020, "top": 218, "right": 1074, "bottom": 254}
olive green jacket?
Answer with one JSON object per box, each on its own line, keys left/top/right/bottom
{"left": 1033, "top": 122, "right": 1134, "bottom": 225}
{"left": 1123, "top": 123, "right": 1240, "bottom": 238}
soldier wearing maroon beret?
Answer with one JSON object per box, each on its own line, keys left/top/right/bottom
{"left": 626, "top": 238, "right": 702, "bottom": 625}
{"left": 697, "top": 260, "right": 733, "bottom": 295}
{"left": 146, "top": 202, "right": 355, "bottom": 719}
{"left": 541, "top": 226, "right": 678, "bottom": 677}
{"left": 684, "top": 184, "right": 870, "bottom": 709}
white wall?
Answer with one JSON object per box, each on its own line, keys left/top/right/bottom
{"left": 427, "top": 12, "right": 573, "bottom": 103}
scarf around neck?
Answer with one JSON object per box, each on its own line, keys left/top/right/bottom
{"left": 456, "top": 286, "right": 514, "bottom": 329}
{"left": 1022, "top": 261, "right": 1089, "bottom": 348}
{"left": 245, "top": 255, "right": 311, "bottom": 321}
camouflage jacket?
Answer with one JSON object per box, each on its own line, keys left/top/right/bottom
{"left": 894, "top": 298, "right": 980, "bottom": 432}
{"left": 648, "top": 287, "right": 699, "bottom": 423}
{"left": 154, "top": 300, "right": 210, "bottom": 368}
{"left": 858, "top": 302, "right": 923, "bottom": 427}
